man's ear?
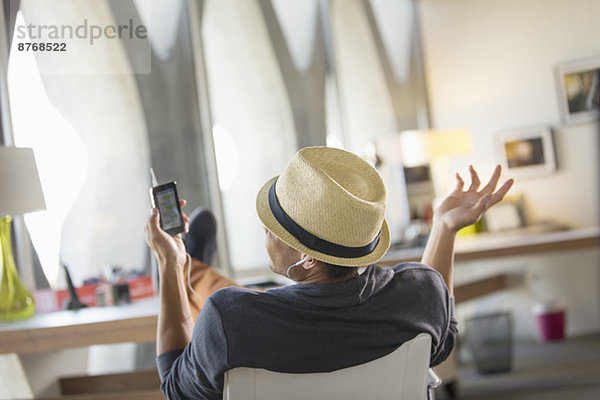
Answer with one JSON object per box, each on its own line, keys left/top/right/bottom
{"left": 300, "top": 255, "right": 319, "bottom": 270}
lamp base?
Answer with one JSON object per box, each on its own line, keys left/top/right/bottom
{"left": 0, "top": 215, "right": 35, "bottom": 321}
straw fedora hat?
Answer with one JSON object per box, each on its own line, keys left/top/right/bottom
{"left": 255, "top": 147, "right": 390, "bottom": 267}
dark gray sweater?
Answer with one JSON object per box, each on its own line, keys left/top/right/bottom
{"left": 157, "top": 262, "right": 457, "bottom": 400}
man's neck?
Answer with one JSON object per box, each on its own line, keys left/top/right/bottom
{"left": 295, "top": 264, "right": 359, "bottom": 285}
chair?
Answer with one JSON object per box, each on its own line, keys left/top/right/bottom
{"left": 224, "top": 333, "right": 440, "bottom": 400}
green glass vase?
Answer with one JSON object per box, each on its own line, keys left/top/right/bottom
{"left": 0, "top": 215, "right": 35, "bottom": 320}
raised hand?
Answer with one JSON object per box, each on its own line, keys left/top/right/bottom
{"left": 145, "top": 199, "right": 190, "bottom": 269}
{"left": 434, "top": 165, "right": 514, "bottom": 233}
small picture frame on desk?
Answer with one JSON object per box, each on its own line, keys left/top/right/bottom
{"left": 496, "top": 126, "right": 556, "bottom": 179}
{"left": 484, "top": 196, "right": 525, "bottom": 232}
{"left": 556, "top": 55, "right": 600, "bottom": 124}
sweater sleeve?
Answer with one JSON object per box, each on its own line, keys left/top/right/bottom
{"left": 391, "top": 263, "right": 458, "bottom": 367}
{"left": 430, "top": 295, "right": 458, "bottom": 366}
{"left": 157, "top": 297, "right": 230, "bottom": 400}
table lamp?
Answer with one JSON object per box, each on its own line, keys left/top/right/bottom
{"left": 0, "top": 146, "right": 46, "bottom": 320}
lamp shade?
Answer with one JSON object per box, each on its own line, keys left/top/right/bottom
{"left": 426, "top": 128, "right": 472, "bottom": 159}
{"left": 0, "top": 147, "right": 46, "bottom": 215}
{"left": 398, "top": 128, "right": 472, "bottom": 167}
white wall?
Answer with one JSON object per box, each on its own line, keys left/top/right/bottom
{"left": 419, "top": 0, "right": 600, "bottom": 339}
{"left": 419, "top": 0, "right": 600, "bottom": 227}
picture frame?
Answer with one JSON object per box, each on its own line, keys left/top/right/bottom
{"left": 556, "top": 56, "right": 600, "bottom": 124}
{"left": 497, "top": 126, "right": 556, "bottom": 178}
{"left": 484, "top": 196, "right": 526, "bottom": 232}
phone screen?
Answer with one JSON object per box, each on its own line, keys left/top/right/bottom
{"left": 151, "top": 181, "right": 185, "bottom": 235}
{"left": 156, "top": 188, "right": 181, "bottom": 229}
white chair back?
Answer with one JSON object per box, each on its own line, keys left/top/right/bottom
{"left": 223, "top": 333, "right": 431, "bottom": 400}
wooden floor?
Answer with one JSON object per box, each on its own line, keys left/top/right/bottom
{"left": 436, "top": 334, "right": 600, "bottom": 400}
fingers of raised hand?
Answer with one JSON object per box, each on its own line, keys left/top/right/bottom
{"left": 488, "top": 178, "right": 514, "bottom": 207}
{"left": 480, "top": 165, "right": 502, "bottom": 195}
{"left": 454, "top": 173, "right": 465, "bottom": 192}
{"left": 467, "top": 165, "right": 481, "bottom": 192}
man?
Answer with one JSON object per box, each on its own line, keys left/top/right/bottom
{"left": 145, "top": 146, "right": 513, "bottom": 400}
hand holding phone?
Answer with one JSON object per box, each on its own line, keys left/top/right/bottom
{"left": 150, "top": 169, "right": 185, "bottom": 236}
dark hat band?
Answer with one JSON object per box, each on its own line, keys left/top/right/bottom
{"left": 268, "top": 180, "right": 381, "bottom": 259}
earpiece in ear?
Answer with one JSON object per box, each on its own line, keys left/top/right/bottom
{"left": 297, "top": 256, "right": 310, "bottom": 265}
{"left": 286, "top": 256, "right": 310, "bottom": 279}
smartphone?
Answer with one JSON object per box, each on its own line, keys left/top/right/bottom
{"left": 150, "top": 181, "right": 185, "bottom": 236}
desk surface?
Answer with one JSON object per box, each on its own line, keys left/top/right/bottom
{"left": 1, "top": 227, "right": 598, "bottom": 355}
{"left": 380, "top": 226, "right": 600, "bottom": 266}
{"left": 0, "top": 297, "right": 159, "bottom": 354}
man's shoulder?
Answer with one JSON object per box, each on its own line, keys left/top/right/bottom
{"left": 387, "top": 262, "right": 447, "bottom": 290}
{"left": 389, "top": 261, "right": 438, "bottom": 274}
{"left": 208, "top": 286, "right": 273, "bottom": 312}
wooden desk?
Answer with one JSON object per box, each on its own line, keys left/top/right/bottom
{"left": 379, "top": 227, "right": 600, "bottom": 305}
{"left": 0, "top": 298, "right": 161, "bottom": 398}
{"left": 380, "top": 227, "right": 600, "bottom": 266}
{"left": 0, "top": 297, "right": 159, "bottom": 355}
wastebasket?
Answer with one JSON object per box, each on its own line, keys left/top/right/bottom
{"left": 465, "top": 312, "right": 513, "bottom": 374}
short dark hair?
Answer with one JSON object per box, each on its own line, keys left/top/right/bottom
{"left": 324, "top": 263, "right": 359, "bottom": 280}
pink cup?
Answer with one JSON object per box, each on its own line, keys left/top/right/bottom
{"left": 532, "top": 301, "right": 566, "bottom": 342}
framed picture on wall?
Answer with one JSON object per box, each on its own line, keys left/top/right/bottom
{"left": 556, "top": 56, "right": 600, "bottom": 124}
{"left": 496, "top": 126, "right": 556, "bottom": 178}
